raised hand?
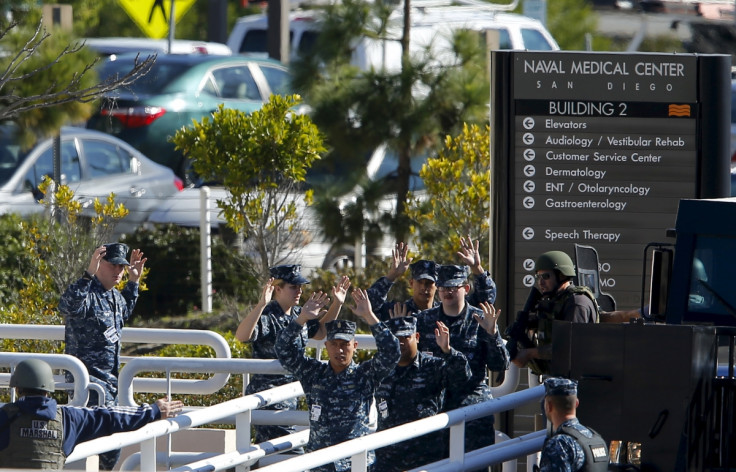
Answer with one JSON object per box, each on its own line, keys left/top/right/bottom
{"left": 389, "top": 302, "right": 408, "bottom": 319}
{"left": 434, "top": 321, "right": 451, "bottom": 353}
{"left": 301, "top": 291, "right": 330, "bottom": 321}
{"left": 349, "top": 288, "right": 379, "bottom": 326}
{"left": 458, "top": 235, "right": 483, "bottom": 274}
{"left": 86, "top": 245, "right": 106, "bottom": 276}
{"left": 387, "top": 242, "right": 413, "bottom": 281}
{"left": 474, "top": 301, "right": 501, "bottom": 335}
{"left": 128, "top": 248, "right": 147, "bottom": 283}
{"left": 332, "top": 275, "right": 351, "bottom": 305}
{"left": 258, "top": 278, "right": 275, "bottom": 306}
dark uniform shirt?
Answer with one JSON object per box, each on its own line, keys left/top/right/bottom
{"left": 539, "top": 418, "right": 595, "bottom": 472}
{"left": 276, "top": 320, "right": 400, "bottom": 472}
{"left": 374, "top": 349, "right": 471, "bottom": 471}
{"left": 59, "top": 276, "right": 139, "bottom": 403}
{"left": 415, "top": 303, "right": 510, "bottom": 452}
{"left": 244, "top": 300, "right": 319, "bottom": 444}
{"left": 366, "top": 271, "right": 497, "bottom": 321}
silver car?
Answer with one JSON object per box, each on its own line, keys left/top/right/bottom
{"left": 0, "top": 125, "right": 183, "bottom": 237}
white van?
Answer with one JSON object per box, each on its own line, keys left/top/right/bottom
{"left": 227, "top": 5, "right": 559, "bottom": 71}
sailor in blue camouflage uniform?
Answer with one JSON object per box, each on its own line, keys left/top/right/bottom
{"left": 415, "top": 264, "right": 509, "bottom": 459}
{"left": 367, "top": 238, "right": 497, "bottom": 321}
{"left": 235, "top": 265, "right": 348, "bottom": 447}
{"left": 537, "top": 378, "right": 609, "bottom": 472}
{"left": 374, "top": 316, "right": 471, "bottom": 471}
{"left": 275, "top": 288, "right": 400, "bottom": 472}
{"left": 59, "top": 242, "right": 146, "bottom": 470}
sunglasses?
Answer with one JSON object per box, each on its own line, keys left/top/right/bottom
{"left": 534, "top": 272, "right": 553, "bottom": 281}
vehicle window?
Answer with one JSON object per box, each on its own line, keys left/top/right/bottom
{"left": 298, "top": 31, "right": 319, "bottom": 56}
{"left": 239, "top": 29, "right": 295, "bottom": 54}
{"left": 201, "top": 74, "right": 218, "bottom": 96}
{"left": 85, "top": 140, "right": 129, "bottom": 177}
{"left": 239, "top": 30, "right": 267, "bottom": 54}
{"left": 0, "top": 136, "right": 23, "bottom": 186}
{"left": 520, "top": 28, "right": 554, "bottom": 51}
{"left": 211, "top": 66, "right": 260, "bottom": 100}
{"left": 260, "top": 65, "right": 291, "bottom": 96}
{"left": 23, "top": 141, "right": 80, "bottom": 193}
{"left": 481, "top": 28, "right": 512, "bottom": 50}
{"left": 99, "top": 59, "right": 191, "bottom": 94}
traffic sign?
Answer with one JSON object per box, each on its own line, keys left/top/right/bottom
{"left": 118, "top": 0, "right": 197, "bottom": 39}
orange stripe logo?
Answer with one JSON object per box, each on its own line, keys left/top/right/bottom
{"left": 668, "top": 104, "right": 691, "bottom": 117}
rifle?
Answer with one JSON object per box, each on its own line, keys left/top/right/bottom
{"left": 504, "top": 286, "right": 542, "bottom": 360}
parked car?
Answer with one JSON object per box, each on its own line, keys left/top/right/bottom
{"left": 87, "top": 53, "right": 297, "bottom": 180}
{"left": 82, "top": 37, "right": 233, "bottom": 57}
{"left": 0, "top": 125, "right": 183, "bottom": 237}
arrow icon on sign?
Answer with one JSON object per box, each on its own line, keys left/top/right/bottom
{"left": 523, "top": 274, "right": 536, "bottom": 287}
{"left": 523, "top": 117, "right": 535, "bottom": 129}
{"left": 523, "top": 258, "right": 536, "bottom": 271}
{"left": 523, "top": 133, "right": 534, "bottom": 145}
{"left": 523, "top": 180, "right": 536, "bottom": 193}
{"left": 522, "top": 227, "right": 535, "bottom": 240}
{"left": 523, "top": 149, "right": 536, "bottom": 161}
{"left": 524, "top": 165, "right": 535, "bottom": 177}
{"left": 523, "top": 196, "right": 535, "bottom": 208}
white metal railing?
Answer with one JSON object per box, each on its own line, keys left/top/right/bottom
{"left": 0, "top": 324, "right": 232, "bottom": 396}
{"left": 255, "top": 385, "right": 545, "bottom": 472}
{"left": 5, "top": 324, "right": 528, "bottom": 471}
{"left": 0, "top": 352, "right": 90, "bottom": 406}
{"left": 66, "top": 382, "right": 304, "bottom": 469}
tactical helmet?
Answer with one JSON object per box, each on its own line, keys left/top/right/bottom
{"left": 535, "top": 251, "right": 576, "bottom": 277}
{"left": 10, "top": 359, "right": 55, "bottom": 393}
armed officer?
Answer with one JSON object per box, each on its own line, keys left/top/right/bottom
{"left": 537, "top": 377, "right": 609, "bottom": 472}
{"left": 507, "top": 251, "right": 599, "bottom": 375}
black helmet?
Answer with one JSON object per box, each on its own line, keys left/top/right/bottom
{"left": 10, "top": 359, "right": 55, "bottom": 393}
{"left": 535, "top": 251, "right": 576, "bottom": 277}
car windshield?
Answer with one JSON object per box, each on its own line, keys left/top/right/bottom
{"left": 0, "top": 127, "right": 30, "bottom": 186}
{"left": 99, "top": 58, "right": 192, "bottom": 94}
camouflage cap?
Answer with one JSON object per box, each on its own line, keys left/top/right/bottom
{"left": 269, "top": 264, "right": 310, "bottom": 285}
{"left": 326, "top": 320, "right": 356, "bottom": 341}
{"left": 103, "top": 243, "right": 130, "bottom": 266}
{"left": 388, "top": 316, "right": 417, "bottom": 337}
{"left": 544, "top": 377, "right": 578, "bottom": 397}
{"left": 436, "top": 264, "right": 470, "bottom": 287}
{"left": 410, "top": 259, "right": 438, "bottom": 282}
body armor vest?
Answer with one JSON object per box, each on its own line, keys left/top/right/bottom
{"left": 0, "top": 403, "right": 65, "bottom": 469}
{"left": 557, "top": 423, "right": 609, "bottom": 472}
{"left": 527, "top": 285, "right": 599, "bottom": 375}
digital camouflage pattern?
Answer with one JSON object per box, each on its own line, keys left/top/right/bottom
{"left": 276, "top": 320, "right": 400, "bottom": 472}
{"left": 374, "top": 349, "right": 471, "bottom": 471}
{"left": 60, "top": 276, "right": 138, "bottom": 402}
{"left": 366, "top": 270, "right": 497, "bottom": 321}
{"left": 415, "top": 303, "right": 510, "bottom": 452}
{"left": 59, "top": 275, "right": 139, "bottom": 470}
{"left": 245, "top": 300, "right": 319, "bottom": 444}
{"left": 539, "top": 418, "right": 608, "bottom": 472}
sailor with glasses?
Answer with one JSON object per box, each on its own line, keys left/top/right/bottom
{"left": 414, "top": 265, "right": 509, "bottom": 462}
